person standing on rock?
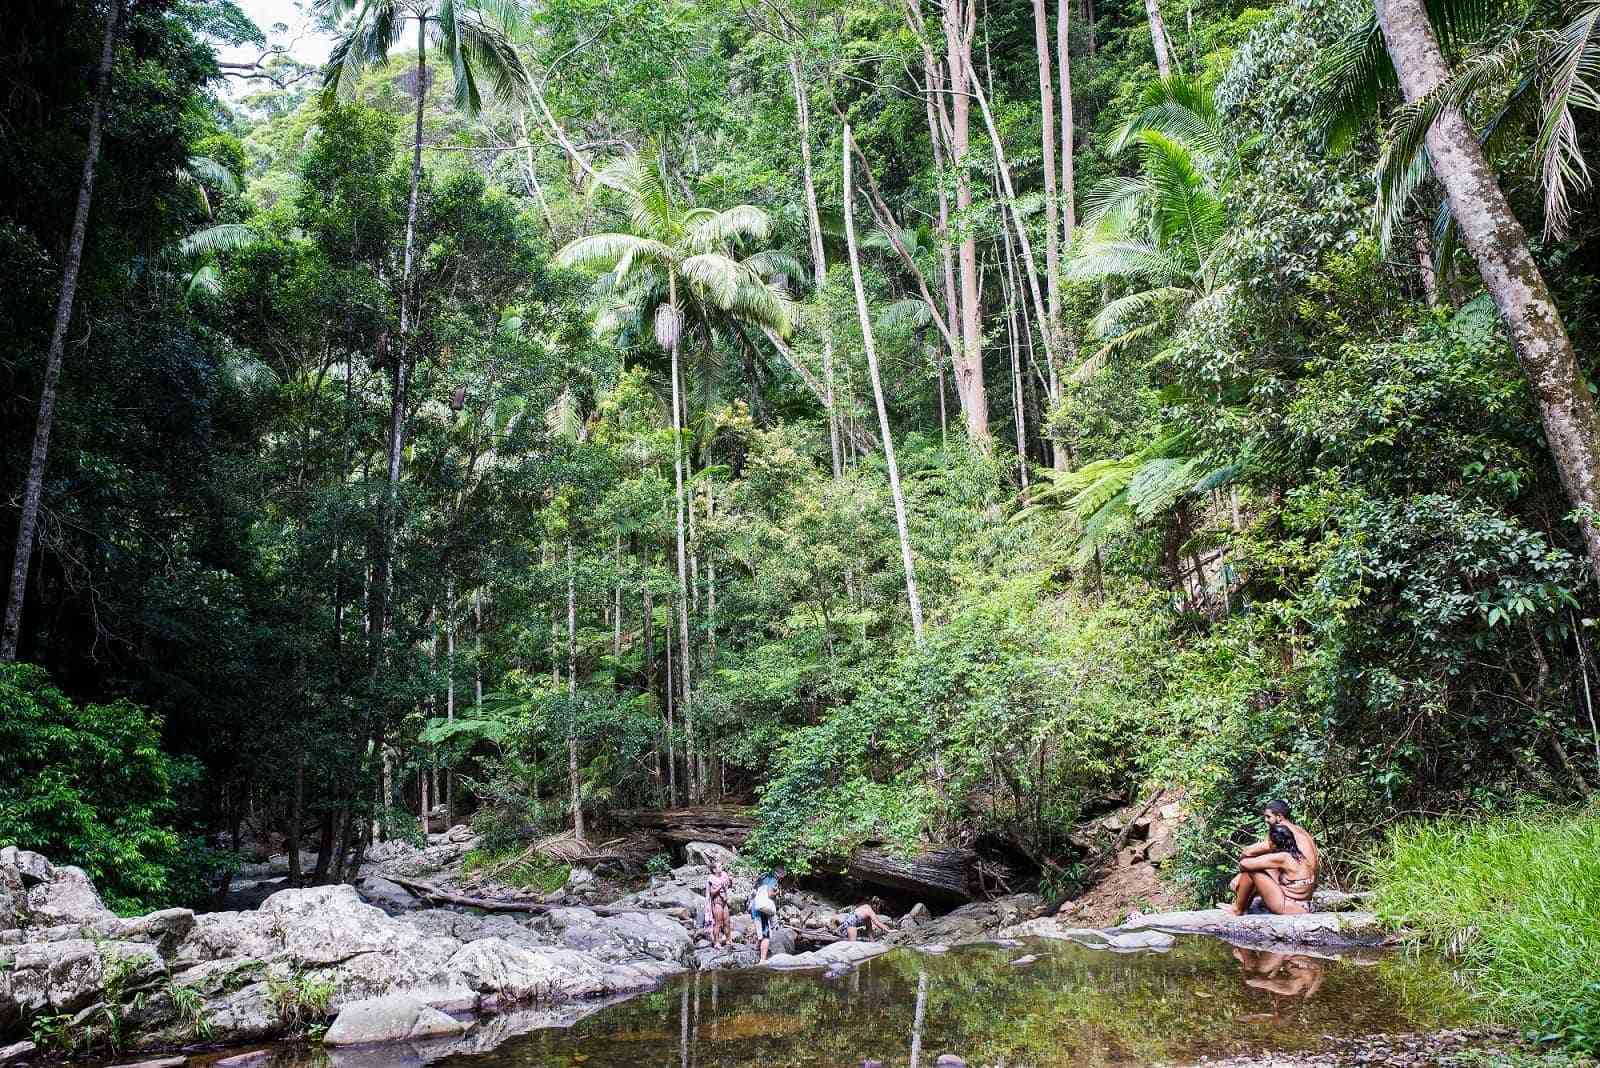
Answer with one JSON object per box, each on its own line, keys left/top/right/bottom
{"left": 705, "top": 857, "right": 734, "bottom": 948}
{"left": 749, "top": 869, "right": 781, "bottom": 962}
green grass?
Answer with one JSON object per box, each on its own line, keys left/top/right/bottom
{"left": 1369, "top": 808, "right": 1600, "bottom": 1054}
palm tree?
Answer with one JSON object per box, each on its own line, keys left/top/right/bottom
{"left": 315, "top": 0, "right": 531, "bottom": 674}
{"left": 1066, "top": 126, "right": 1230, "bottom": 376}
{"left": 1318, "top": 0, "right": 1600, "bottom": 583}
{"left": 555, "top": 148, "right": 793, "bottom": 803}
{"left": 3, "top": 0, "right": 122, "bottom": 662}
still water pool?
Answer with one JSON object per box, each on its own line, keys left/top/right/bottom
{"left": 414, "top": 936, "right": 1470, "bottom": 1068}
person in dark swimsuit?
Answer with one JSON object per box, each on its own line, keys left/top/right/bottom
{"left": 838, "top": 901, "right": 887, "bottom": 941}
{"left": 1227, "top": 823, "right": 1316, "bottom": 915}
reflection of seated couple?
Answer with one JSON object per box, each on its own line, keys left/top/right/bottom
{"left": 1232, "top": 947, "right": 1327, "bottom": 1000}
{"left": 1223, "top": 800, "right": 1317, "bottom": 916}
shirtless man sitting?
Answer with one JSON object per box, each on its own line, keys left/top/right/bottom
{"left": 1223, "top": 799, "right": 1319, "bottom": 916}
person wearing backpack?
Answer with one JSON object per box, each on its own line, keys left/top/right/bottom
{"left": 748, "top": 870, "right": 782, "bottom": 962}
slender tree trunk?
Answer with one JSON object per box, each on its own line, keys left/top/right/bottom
{"left": 668, "top": 276, "right": 696, "bottom": 802}
{"left": 1031, "top": 0, "right": 1062, "bottom": 355}
{"left": 1145, "top": 0, "right": 1173, "bottom": 77}
{"left": 371, "top": 17, "right": 429, "bottom": 684}
{"left": 2, "top": 0, "right": 122, "bottom": 661}
{"left": 844, "top": 125, "right": 926, "bottom": 644}
{"left": 790, "top": 56, "right": 843, "bottom": 481}
{"left": 943, "top": 0, "right": 989, "bottom": 445}
{"left": 1000, "top": 218, "right": 1031, "bottom": 487}
{"left": 1379, "top": 0, "right": 1600, "bottom": 581}
{"left": 288, "top": 753, "right": 305, "bottom": 885}
{"left": 445, "top": 582, "right": 455, "bottom": 826}
{"left": 1059, "top": 0, "right": 1077, "bottom": 238}
{"left": 1054, "top": 0, "right": 1078, "bottom": 472}
{"left": 474, "top": 590, "right": 484, "bottom": 707}
{"left": 567, "top": 537, "right": 584, "bottom": 840}
{"left": 612, "top": 535, "right": 623, "bottom": 661}
{"left": 1413, "top": 224, "right": 1441, "bottom": 306}
{"left": 665, "top": 615, "right": 677, "bottom": 806}
{"left": 964, "top": 54, "right": 1056, "bottom": 376}
{"left": 705, "top": 485, "right": 717, "bottom": 669}
{"left": 515, "top": 109, "right": 558, "bottom": 234}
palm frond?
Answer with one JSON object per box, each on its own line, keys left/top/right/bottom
{"left": 1535, "top": 2, "right": 1600, "bottom": 237}
{"left": 878, "top": 298, "right": 934, "bottom": 332}
{"left": 179, "top": 223, "right": 256, "bottom": 257}
{"left": 1089, "top": 286, "right": 1192, "bottom": 339}
{"left": 1082, "top": 176, "right": 1153, "bottom": 231}
{"left": 679, "top": 253, "right": 743, "bottom": 308}
{"left": 1110, "top": 74, "right": 1226, "bottom": 159}
{"left": 1066, "top": 238, "right": 1180, "bottom": 284}
{"left": 555, "top": 233, "right": 673, "bottom": 273}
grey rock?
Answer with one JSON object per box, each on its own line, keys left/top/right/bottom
{"left": 8, "top": 939, "right": 163, "bottom": 1015}
{"left": 684, "top": 842, "right": 737, "bottom": 869}
{"left": 763, "top": 939, "right": 890, "bottom": 971}
{"left": 0, "top": 863, "right": 23, "bottom": 933}
{"left": 1116, "top": 907, "right": 1385, "bottom": 948}
{"left": 174, "top": 911, "right": 282, "bottom": 965}
{"left": 211, "top": 1051, "right": 276, "bottom": 1068}
{"left": 765, "top": 926, "right": 796, "bottom": 957}
{"left": 200, "top": 982, "right": 284, "bottom": 1044}
{"left": 7, "top": 851, "right": 52, "bottom": 888}
{"left": 323, "top": 994, "right": 467, "bottom": 1045}
{"left": 354, "top": 876, "right": 420, "bottom": 915}
{"left": 902, "top": 902, "right": 931, "bottom": 928}
{"left": 1009, "top": 954, "right": 1040, "bottom": 966}
{"left": 108, "top": 1057, "right": 187, "bottom": 1068}
{"left": 444, "top": 937, "right": 656, "bottom": 1003}
{"left": 86, "top": 909, "right": 196, "bottom": 954}
{"left": 935, "top": 1056, "right": 967, "bottom": 1068}
{"left": 25, "top": 866, "right": 114, "bottom": 926}
{"left": 565, "top": 866, "right": 595, "bottom": 890}
{"left": 996, "top": 918, "right": 1174, "bottom": 952}
{"left": 0, "top": 1041, "right": 37, "bottom": 1065}
{"left": 694, "top": 944, "right": 759, "bottom": 970}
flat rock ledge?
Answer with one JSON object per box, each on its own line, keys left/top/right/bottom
{"left": 1002, "top": 908, "right": 1387, "bottom": 951}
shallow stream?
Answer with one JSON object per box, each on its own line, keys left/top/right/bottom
{"left": 329, "top": 935, "right": 1472, "bottom": 1068}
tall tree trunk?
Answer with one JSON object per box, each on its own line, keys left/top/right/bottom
{"left": 1031, "top": 0, "right": 1062, "bottom": 361}
{"left": 943, "top": 0, "right": 989, "bottom": 445}
{"left": 789, "top": 55, "right": 843, "bottom": 481}
{"left": 288, "top": 753, "right": 305, "bottom": 885}
{"left": 1413, "top": 224, "right": 1441, "bottom": 306}
{"left": 665, "top": 614, "right": 677, "bottom": 807}
{"left": 667, "top": 276, "right": 696, "bottom": 802}
{"left": 705, "top": 485, "right": 717, "bottom": 670}
{"left": 369, "top": 17, "right": 428, "bottom": 683}
{"left": 2, "top": 0, "right": 122, "bottom": 661}
{"left": 567, "top": 538, "right": 584, "bottom": 840}
{"left": 1059, "top": 0, "right": 1077, "bottom": 237}
{"left": 1000, "top": 217, "right": 1031, "bottom": 487}
{"left": 964, "top": 54, "right": 1057, "bottom": 375}
{"left": 474, "top": 590, "right": 484, "bottom": 707}
{"left": 612, "top": 535, "right": 623, "bottom": 661}
{"left": 1145, "top": 0, "right": 1173, "bottom": 78}
{"left": 844, "top": 125, "right": 926, "bottom": 645}
{"left": 445, "top": 581, "right": 455, "bottom": 826}
{"left": 1379, "top": 0, "right": 1600, "bottom": 581}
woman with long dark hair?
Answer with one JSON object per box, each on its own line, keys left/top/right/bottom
{"left": 1225, "top": 822, "right": 1317, "bottom": 915}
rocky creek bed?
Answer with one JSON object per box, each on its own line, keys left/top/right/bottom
{"left": 0, "top": 835, "right": 1533, "bottom": 1067}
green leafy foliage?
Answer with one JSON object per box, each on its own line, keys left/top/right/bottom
{"left": 0, "top": 665, "right": 192, "bottom": 913}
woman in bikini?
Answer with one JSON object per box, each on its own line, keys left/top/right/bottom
{"left": 1225, "top": 823, "right": 1316, "bottom": 915}
{"left": 705, "top": 858, "right": 734, "bottom": 948}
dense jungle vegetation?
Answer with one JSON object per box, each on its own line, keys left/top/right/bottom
{"left": 3, "top": 0, "right": 1599, "bottom": 1041}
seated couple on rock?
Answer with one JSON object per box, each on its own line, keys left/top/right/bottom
{"left": 1223, "top": 799, "right": 1318, "bottom": 915}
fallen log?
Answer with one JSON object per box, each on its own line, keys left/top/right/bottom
{"left": 382, "top": 875, "right": 642, "bottom": 917}
{"left": 612, "top": 807, "right": 992, "bottom": 902}
{"left": 611, "top": 806, "right": 757, "bottom": 848}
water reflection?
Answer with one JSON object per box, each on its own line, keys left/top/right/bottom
{"left": 257, "top": 937, "right": 1470, "bottom": 1068}
{"left": 1232, "top": 948, "right": 1328, "bottom": 1002}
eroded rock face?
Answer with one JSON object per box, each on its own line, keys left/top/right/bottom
{"left": 25, "top": 865, "right": 115, "bottom": 927}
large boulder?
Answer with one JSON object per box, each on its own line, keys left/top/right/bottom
{"left": 684, "top": 842, "right": 737, "bottom": 869}
{"left": 25, "top": 866, "right": 115, "bottom": 926}
{"left": 444, "top": 938, "right": 657, "bottom": 1004}
{"left": 6, "top": 939, "right": 163, "bottom": 1015}
{"left": 553, "top": 911, "right": 693, "bottom": 966}
{"left": 763, "top": 939, "right": 890, "bottom": 971}
{"left": 323, "top": 994, "right": 466, "bottom": 1046}
{"left": 404, "top": 909, "right": 549, "bottom": 950}
{"left": 0, "top": 863, "right": 24, "bottom": 933}
{"left": 1113, "top": 907, "right": 1386, "bottom": 948}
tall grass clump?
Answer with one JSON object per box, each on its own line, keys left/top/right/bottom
{"left": 1369, "top": 809, "right": 1600, "bottom": 1053}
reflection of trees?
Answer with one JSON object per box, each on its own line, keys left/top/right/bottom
{"left": 473, "top": 939, "right": 1472, "bottom": 1068}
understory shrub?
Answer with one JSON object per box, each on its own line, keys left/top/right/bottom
{"left": 0, "top": 663, "right": 191, "bottom": 912}
{"left": 1369, "top": 810, "right": 1600, "bottom": 1054}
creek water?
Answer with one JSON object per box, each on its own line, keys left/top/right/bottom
{"left": 397, "top": 936, "right": 1469, "bottom": 1068}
